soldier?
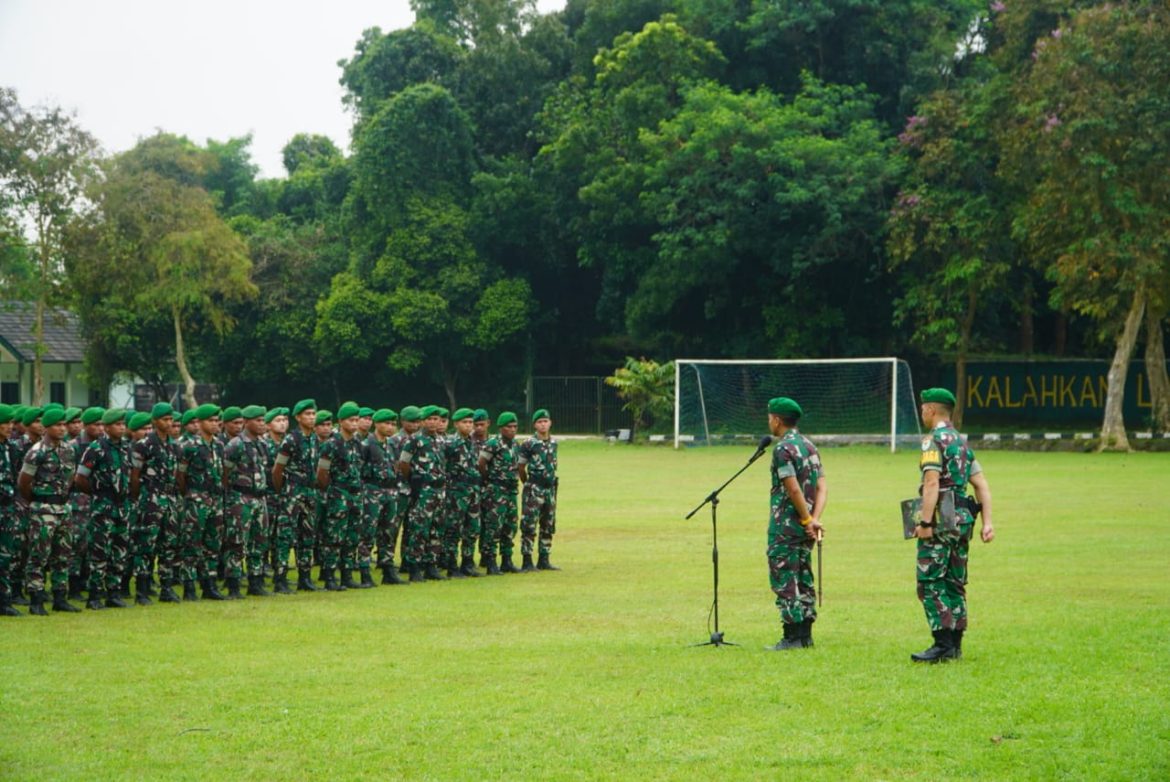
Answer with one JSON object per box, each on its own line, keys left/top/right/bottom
{"left": 219, "top": 406, "right": 244, "bottom": 447}
{"left": 0, "top": 405, "right": 21, "bottom": 616}
{"left": 8, "top": 406, "right": 43, "bottom": 605}
{"left": 273, "top": 399, "right": 319, "bottom": 592}
{"left": 357, "top": 407, "right": 374, "bottom": 440}
{"left": 361, "top": 408, "right": 400, "bottom": 587}
{"left": 262, "top": 406, "right": 289, "bottom": 589}
{"left": 390, "top": 406, "right": 422, "bottom": 577}
{"left": 443, "top": 408, "right": 482, "bottom": 578}
{"left": 910, "top": 388, "right": 996, "bottom": 663}
{"left": 519, "top": 408, "right": 561, "bottom": 572}
{"left": 64, "top": 408, "right": 83, "bottom": 442}
{"left": 177, "top": 404, "right": 227, "bottom": 601}
{"left": 76, "top": 408, "right": 134, "bottom": 609}
{"left": 472, "top": 409, "right": 490, "bottom": 448}
{"left": 316, "top": 402, "right": 364, "bottom": 591}
{"left": 312, "top": 409, "right": 334, "bottom": 582}
{"left": 180, "top": 409, "right": 199, "bottom": 443}
{"left": 398, "top": 405, "right": 447, "bottom": 582}
{"left": 130, "top": 403, "right": 181, "bottom": 605}
{"left": 478, "top": 411, "right": 520, "bottom": 575}
{"left": 127, "top": 412, "right": 151, "bottom": 442}
{"left": 19, "top": 407, "right": 80, "bottom": 615}
{"left": 763, "top": 397, "right": 827, "bottom": 651}
{"left": 67, "top": 406, "right": 104, "bottom": 600}
{"left": 224, "top": 405, "right": 270, "bottom": 598}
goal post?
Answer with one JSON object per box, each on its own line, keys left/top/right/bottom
{"left": 673, "top": 358, "right": 921, "bottom": 452}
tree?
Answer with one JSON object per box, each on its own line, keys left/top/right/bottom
{"left": 0, "top": 88, "right": 98, "bottom": 403}
{"left": 604, "top": 357, "right": 674, "bottom": 434}
{"left": 338, "top": 24, "right": 463, "bottom": 124}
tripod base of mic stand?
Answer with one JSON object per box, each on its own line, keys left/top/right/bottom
{"left": 692, "top": 631, "right": 738, "bottom": 648}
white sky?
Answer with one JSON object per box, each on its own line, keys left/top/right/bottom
{"left": 0, "top": 0, "right": 565, "bottom": 179}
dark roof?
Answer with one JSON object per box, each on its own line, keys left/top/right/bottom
{"left": 0, "top": 302, "right": 86, "bottom": 363}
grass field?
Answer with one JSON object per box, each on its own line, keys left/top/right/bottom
{"left": 2, "top": 442, "right": 1168, "bottom": 780}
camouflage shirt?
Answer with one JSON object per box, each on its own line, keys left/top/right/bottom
{"left": 919, "top": 420, "right": 980, "bottom": 495}
{"left": 318, "top": 432, "right": 362, "bottom": 494}
{"left": 78, "top": 436, "right": 132, "bottom": 498}
{"left": 0, "top": 436, "right": 16, "bottom": 504}
{"left": 276, "top": 429, "right": 318, "bottom": 492}
{"left": 481, "top": 436, "right": 519, "bottom": 488}
{"left": 444, "top": 434, "right": 480, "bottom": 487}
{"left": 21, "top": 437, "right": 77, "bottom": 504}
{"left": 400, "top": 431, "right": 445, "bottom": 486}
{"left": 360, "top": 433, "right": 397, "bottom": 489}
{"left": 770, "top": 428, "right": 824, "bottom": 535}
{"left": 132, "top": 431, "right": 178, "bottom": 497}
{"left": 261, "top": 434, "right": 282, "bottom": 494}
{"left": 519, "top": 435, "right": 558, "bottom": 488}
{"left": 6, "top": 439, "right": 23, "bottom": 485}
{"left": 223, "top": 432, "right": 268, "bottom": 494}
{"left": 178, "top": 435, "right": 224, "bottom": 494}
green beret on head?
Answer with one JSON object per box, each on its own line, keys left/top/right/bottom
{"left": 400, "top": 405, "right": 422, "bottom": 422}
{"left": 359, "top": 406, "right": 374, "bottom": 418}
{"left": 41, "top": 408, "right": 67, "bottom": 427}
{"left": 264, "top": 407, "right": 283, "bottom": 424}
{"left": 64, "top": 407, "right": 82, "bottom": 423}
{"left": 43, "top": 402, "right": 64, "bottom": 412}
{"left": 0, "top": 404, "right": 13, "bottom": 424}
{"left": 151, "top": 402, "right": 174, "bottom": 420}
{"left": 496, "top": 411, "right": 517, "bottom": 427}
{"left": 419, "top": 405, "right": 438, "bottom": 419}
{"left": 128, "top": 412, "right": 152, "bottom": 431}
{"left": 11, "top": 404, "right": 24, "bottom": 416}
{"left": 436, "top": 406, "right": 449, "bottom": 418}
{"left": 180, "top": 409, "right": 197, "bottom": 426}
{"left": 221, "top": 406, "right": 242, "bottom": 423}
{"left": 532, "top": 408, "right": 550, "bottom": 423}
{"left": 194, "top": 403, "right": 220, "bottom": 421}
{"left": 316, "top": 410, "right": 333, "bottom": 425}
{"left": 452, "top": 407, "right": 474, "bottom": 422}
{"left": 768, "top": 397, "right": 803, "bottom": 419}
{"left": 81, "top": 406, "right": 105, "bottom": 425}
{"left": 473, "top": 408, "right": 489, "bottom": 422}
{"left": 920, "top": 387, "right": 957, "bottom": 407}
{"left": 101, "top": 408, "right": 127, "bottom": 425}
{"left": 21, "top": 407, "right": 42, "bottom": 426}
{"left": 241, "top": 404, "right": 266, "bottom": 420}
{"left": 292, "top": 398, "right": 316, "bottom": 417}
{"left": 337, "top": 401, "right": 361, "bottom": 420}
{"left": 372, "top": 408, "right": 397, "bottom": 424}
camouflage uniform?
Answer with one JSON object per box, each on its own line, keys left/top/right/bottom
{"left": 275, "top": 428, "right": 318, "bottom": 581}
{"left": 21, "top": 437, "right": 77, "bottom": 594}
{"left": 178, "top": 434, "right": 224, "bottom": 581}
{"left": 4, "top": 437, "right": 27, "bottom": 599}
{"left": 0, "top": 436, "right": 19, "bottom": 605}
{"left": 131, "top": 431, "right": 179, "bottom": 582}
{"left": 261, "top": 433, "right": 282, "bottom": 574}
{"left": 361, "top": 433, "right": 398, "bottom": 574}
{"left": 77, "top": 434, "right": 133, "bottom": 596}
{"left": 917, "top": 422, "right": 981, "bottom": 632}
{"left": 317, "top": 432, "right": 362, "bottom": 575}
{"left": 519, "top": 434, "right": 558, "bottom": 558}
{"left": 223, "top": 432, "right": 269, "bottom": 580}
{"left": 67, "top": 434, "right": 96, "bottom": 594}
{"left": 388, "top": 429, "right": 413, "bottom": 567}
{"left": 767, "top": 429, "right": 824, "bottom": 625}
{"left": 400, "top": 430, "right": 446, "bottom": 570}
{"left": 443, "top": 433, "right": 481, "bottom": 565}
{"left": 479, "top": 435, "right": 519, "bottom": 561}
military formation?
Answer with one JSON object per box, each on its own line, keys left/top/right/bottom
{"left": 763, "top": 388, "right": 995, "bottom": 661}
{"left": 0, "top": 400, "right": 561, "bottom": 617}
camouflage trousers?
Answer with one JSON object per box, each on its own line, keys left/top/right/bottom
{"left": 225, "top": 491, "right": 267, "bottom": 579}
{"left": 393, "top": 487, "right": 411, "bottom": 565}
{"left": 916, "top": 519, "right": 974, "bottom": 632}
{"left": 767, "top": 522, "right": 817, "bottom": 625}
{"left": 405, "top": 484, "right": 445, "bottom": 568}
{"left": 0, "top": 504, "right": 21, "bottom": 599}
{"left": 280, "top": 488, "right": 318, "bottom": 573}
{"left": 520, "top": 482, "right": 556, "bottom": 557}
{"left": 184, "top": 491, "right": 223, "bottom": 580}
{"left": 480, "top": 483, "right": 517, "bottom": 559}
{"left": 68, "top": 493, "right": 92, "bottom": 580}
{"left": 24, "top": 502, "right": 73, "bottom": 594}
{"left": 444, "top": 483, "right": 480, "bottom": 561}
{"left": 134, "top": 492, "right": 179, "bottom": 580}
{"left": 87, "top": 496, "right": 132, "bottom": 593}
{"left": 319, "top": 488, "right": 360, "bottom": 571}
{"left": 364, "top": 486, "right": 399, "bottom": 569}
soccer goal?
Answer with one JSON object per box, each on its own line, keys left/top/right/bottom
{"left": 673, "top": 358, "right": 921, "bottom": 451}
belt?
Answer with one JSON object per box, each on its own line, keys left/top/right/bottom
{"left": 32, "top": 493, "right": 70, "bottom": 505}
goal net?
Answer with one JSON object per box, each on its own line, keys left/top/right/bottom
{"left": 673, "top": 358, "right": 921, "bottom": 451}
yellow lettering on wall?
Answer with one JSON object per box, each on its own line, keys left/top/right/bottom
{"left": 1004, "top": 376, "right": 1024, "bottom": 408}
{"left": 967, "top": 375, "right": 985, "bottom": 408}
{"left": 1059, "top": 376, "right": 1077, "bottom": 407}
{"left": 1022, "top": 376, "right": 1039, "bottom": 407}
{"left": 1079, "top": 376, "right": 1099, "bottom": 408}
{"left": 984, "top": 376, "right": 1004, "bottom": 408}
{"left": 1041, "top": 375, "right": 1058, "bottom": 406}
{"left": 1136, "top": 373, "right": 1151, "bottom": 408}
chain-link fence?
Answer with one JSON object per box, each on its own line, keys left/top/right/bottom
{"left": 529, "top": 376, "right": 633, "bottom": 434}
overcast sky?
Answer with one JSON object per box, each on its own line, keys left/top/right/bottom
{"left": 0, "top": 0, "right": 564, "bottom": 178}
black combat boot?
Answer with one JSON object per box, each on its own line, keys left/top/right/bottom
{"left": 520, "top": 554, "right": 536, "bottom": 573}
{"left": 424, "top": 562, "right": 447, "bottom": 581}
{"left": 499, "top": 555, "right": 519, "bottom": 574}
{"left": 68, "top": 573, "right": 86, "bottom": 601}
{"left": 183, "top": 580, "right": 199, "bottom": 601}
{"left": 460, "top": 555, "right": 482, "bottom": 577}
{"left": 410, "top": 567, "right": 427, "bottom": 583}
{"left": 766, "top": 622, "right": 804, "bottom": 651}
{"left": 1, "top": 593, "right": 22, "bottom": 617}
{"left": 86, "top": 587, "right": 105, "bottom": 611}
{"left": 105, "top": 585, "right": 128, "bottom": 608}
{"left": 135, "top": 574, "right": 153, "bottom": 605}
{"left": 910, "top": 630, "right": 958, "bottom": 663}
{"left": 273, "top": 573, "right": 293, "bottom": 594}
{"left": 143, "top": 574, "right": 158, "bottom": 597}
{"left": 247, "top": 574, "right": 270, "bottom": 597}
{"left": 447, "top": 554, "right": 466, "bottom": 579}
{"left": 802, "top": 619, "right": 815, "bottom": 648}
{"left": 225, "top": 576, "right": 243, "bottom": 599}
{"left": 356, "top": 568, "right": 374, "bottom": 589}
{"left": 482, "top": 554, "right": 501, "bottom": 575}
{"left": 380, "top": 565, "right": 404, "bottom": 585}
{"left": 28, "top": 589, "right": 49, "bottom": 616}
{"left": 52, "top": 588, "right": 82, "bottom": 613}
{"left": 201, "top": 577, "right": 226, "bottom": 601}
{"left": 10, "top": 588, "right": 29, "bottom": 606}
{"left": 297, "top": 571, "right": 319, "bottom": 592}
{"left": 537, "top": 552, "right": 561, "bottom": 571}
{"left": 324, "top": 569, "right": 345, "bottom": 591}
{"left": 119, "top": 572, "right": 132, "bottom": 601}
{"left": 339, "top": 568, "right": 358, "bottom": 589}
{"left": 158, "top": 580, "right": 181, "bottom": 603}
{"left": 952, "top": 629, "right": 964, "bottom": 660}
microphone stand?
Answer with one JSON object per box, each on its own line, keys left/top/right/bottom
{"left": 685, "top": 439, "right": 772, "bottom": 648}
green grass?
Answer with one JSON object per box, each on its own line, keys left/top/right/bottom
{"left": 2, "top": 442, "right": 1168, "bottom": 780}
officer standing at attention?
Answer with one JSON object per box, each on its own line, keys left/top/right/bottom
{"left": 764, "top": 397, "right": 826, "bottom": 651}
{"left": 224, "top": 405, "right": 271, "bottom": 597}
{"left": 176, "top": 404, "right": 227, "bottom": 601}
{"left": 130, "top": 403, "right": 179, "bottom": 605}
{"left": 478, "top": 412, "right": 520, "bottom": 575}
{"left": 0, "top": 405, "right": 22, "bottom": 616}
{"left": 911, "top": 388, "right": 995, "bottom": 663}
{"left": 518, "top": 409, "right": 560, "bottom": 572}
{"left": 273, "top": 399, "right": 320, "bottom": 593}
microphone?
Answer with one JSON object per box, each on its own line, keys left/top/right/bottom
{"left": 751, "top": 435, "right": 773, "bottom": 459}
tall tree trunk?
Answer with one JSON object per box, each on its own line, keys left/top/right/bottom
{"left": 953, "top": 284, "right": 978, "bottom": 429}
{"left": 33, "top": 215, "right": 49, "bottom": 405}
{"left": 172, "top": 305, "right": 198, "bottom": 409}
{"left": 1099, "top": 289, "right": 1146, "bottom": 451}
{"left": 1144, "top": 304, "right": 1170, "bottom": 431}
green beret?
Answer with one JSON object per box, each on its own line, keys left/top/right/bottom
{"left": 21, "top": 407, "right": 42, "bottom": 426}
{"left": 128, "top": 411, "right": 152, "bottom": 431}
{"left": 280, "top": 406, "right": 291, "bottom": 416}
{"left": 768, "top": 397, "right": 803, "bottom": 418}
{"left": 436, "top": 407, "right": 449, "bottom": 418}
{"left": 359, "top": 406, "right": 374, "bottom": 417}
{"left": 101, "top": 408, "right": 127, "bottom": 425}
{"left": 180, "top": 409, "right": 197, "bottom": 426}
{"left": 316, "top": 410, "right": 333, "bottom": 425}
{"left": 473, "top": 408, "right": 489, "bottom": 422}
{"left": 292, "top": 398, "right": 316, "bottom": 417}
{"left": 194, "top": 403, "right": 221, "bottom": 421}
{"left": 496, "top": 411, "right": 517, "bottom": 427}
{"left": 151, "top": 402, "right": 174, "bottom": 420}
{"left": 264, "top": 407, "right": 284, "bottom": 424}
{"left": 42, "top": 408, "right": 67, "bottom": 427}
{"left": 417, "top": 405, "right": 435, "bottom": 419}
{"left": 221, "top": 406, "right": 242, "bottom": 423}
{"left": 400, "top": 405, "right": 422, "bottom": 422}
{"left": 11, "top": 404, "right": 25, "bottom": 417}
{"left": 372, "top": 408, "right": 397, "bottom": 423}
{"left": 64, "top": 407, "right": 83, "bottom": 423}
{"left": 81, "top": 406, "right": 105, "bottom": 425}
{"left": 0, "top": 404, "right": 13, "bottom": 424}
{"left": 43, "top": 402, "right": 64, "bottom": 412}
{"left": 532, "top": 408, "right": 550, "bottom": 423}
{"left": 451, "top": 407, "right": 474, "bottom": 422}
{"left": 920, "top": 387, "right": 957, "bottom": 406}
{"left": 241, "top": 404, "right": 266, "bottom": 420}
{"left": 337, "top": 401, "right": 361, "bottom": 420}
